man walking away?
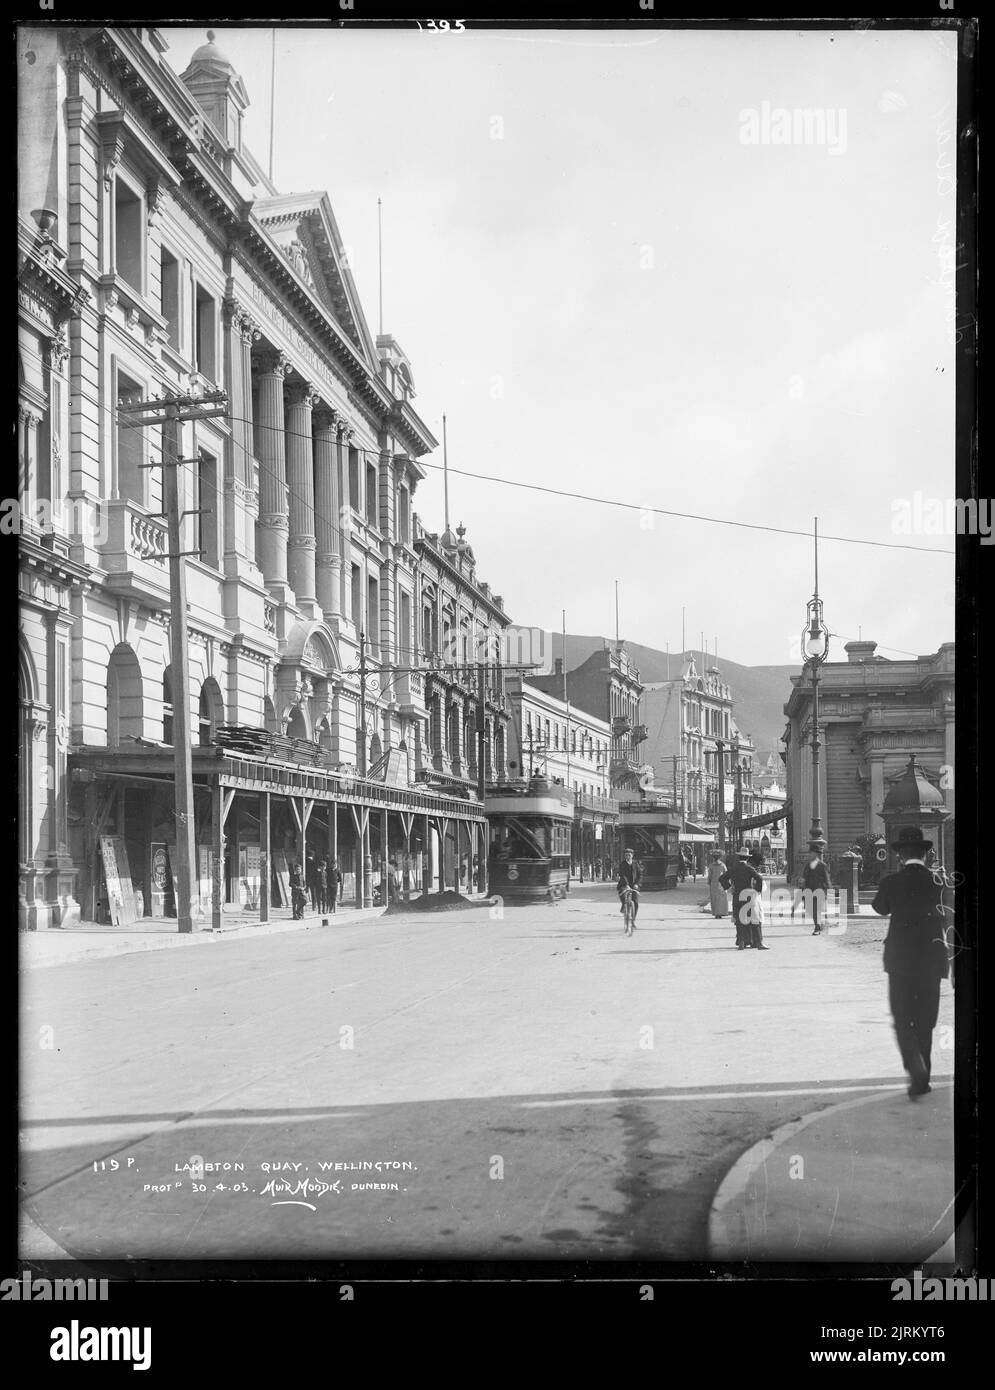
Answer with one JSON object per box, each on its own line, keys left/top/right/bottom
{"left": 872, "top": 827, "right": 949, "bottom": 1100}
{"left": 802, "top": 851, "right": 832, "bottom": 934}
{"left": 720, "top": 849, "right": 767, "bottom": 949}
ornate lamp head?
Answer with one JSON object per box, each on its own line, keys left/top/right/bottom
{"left": 801, "top": 595, "right": 829, "bottom": 663}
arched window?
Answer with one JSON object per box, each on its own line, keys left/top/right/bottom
{"left": 286, "top": 706, "right": 308, "bottom": 742}
{"left": 369, "top": 732, "right": 383, "bottom": 769}
{"left": 106, "top": 644, "right": 144, "bottom": 746}
{"left": 198, "top": 678, "right": 224, "bottom": 747}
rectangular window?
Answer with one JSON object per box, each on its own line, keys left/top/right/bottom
{"left": 116, "top": 371, "right": 145, "bottom": 505}
{"left": 349, "top": 447, "right": 360, "bottom": 511}
{"left": 114, "top": 178, "right": 143, "bottom": 291}
{"left": 350, "top": 564, "right": 362, "bottom": 628}
{"left": 160, "top": 248, "right": 180, "bottom": 349}
{"left": 399, "top": 590, "right": 412, "bottom": 663}
{"left": 196, "top": 448, "right": 219, "bottom": 569}
{"left": 366, "top": 575, "right": 379, "bottom": 646}
{"left": 398, "top": 487, "right": 410, "bottom": 543}
{"left": 194, "top": 285, "right": 217, "bottom": 382}
{"left": 365, "top": 463, "right": 378, "bottom": 528}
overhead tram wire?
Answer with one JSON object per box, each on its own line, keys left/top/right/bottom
{"left": 56, "top": 368, "right": 955, "bottom": 560}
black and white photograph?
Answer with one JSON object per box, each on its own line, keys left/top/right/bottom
{"left": 13, "top": 4, "right": 980, "bottom": 1349}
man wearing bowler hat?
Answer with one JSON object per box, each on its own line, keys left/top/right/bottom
{"left": 872, "top": 826, "right": 949, "bottom": 1100}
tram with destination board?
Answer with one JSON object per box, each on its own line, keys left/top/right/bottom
{"left": 618, "top": 798, "right": 682, "bottom": 889}
{"left": 485, "top": 777, "right": 574, "bottom": 902}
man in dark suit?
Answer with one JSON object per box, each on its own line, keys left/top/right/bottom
{"left": 872, "top": 827, "right": 949, "bottom": 1100}
{"left": 801, "top": 851, "right": 833, "bottom": 934}
{"left": 617, "top": 848, "right": 643, "bottom": 924}
{"left": 720, "top": 849, "right": 768, "bottom": 949}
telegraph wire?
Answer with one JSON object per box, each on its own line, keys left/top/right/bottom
{"left": 24, "top": 357, "right": 957, "bottom": 560}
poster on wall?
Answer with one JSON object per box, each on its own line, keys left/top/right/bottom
{"left": 99, "top": 836, "right": 139, "bottom": 926}
{"left": 197, "top": 845, "right": 214, "bottom": 919}
{"left": 240, "top": 845, "right": 261, "bottom": 910}
{"left": 271, "top": 850, "right": 290, "bottom": 910}
{"left": 149, "top": 842, "right": 170, "bottom": 917}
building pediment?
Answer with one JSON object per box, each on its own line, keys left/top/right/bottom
{"left": 251, "top": 192, "right": 377, "bottom": 364}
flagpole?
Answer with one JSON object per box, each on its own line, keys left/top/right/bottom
{"left": 268, "top": 28, "right": 276, "bottom": 182}
{"left": 377, "top": 196, "right": 383, "bottom": 336}
{"left": 442, "top": 414, "right": 449, "bottom": 531}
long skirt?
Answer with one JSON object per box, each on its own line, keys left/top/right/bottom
{"left": 708, "top": 877, "right": 727, "bottom": 918}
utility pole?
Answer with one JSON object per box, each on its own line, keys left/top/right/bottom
{"left": 120, "top": 387, "right": 227, "bottom": 933}
{"left": 716, "top": 737, "right": 726, "bottom": 854}
{"left": 477, "top": 661, "right": 487, "bottom": 804}
{"left": 358, "top": 629, "right": 368, "bottom": 776}
{"left": 731, "top": 735, "right": 742, "bottom": 854}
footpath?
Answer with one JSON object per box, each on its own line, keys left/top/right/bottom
{"left": 18, "top": 904, "right": 386, "bottom": 969}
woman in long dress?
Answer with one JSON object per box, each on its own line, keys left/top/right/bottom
{"left": 707, "top": 853, "right": 728, "bottom": 918}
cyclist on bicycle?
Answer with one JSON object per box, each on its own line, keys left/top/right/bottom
{"left": 617, "top": 848, "right": 642, "bottom": 924}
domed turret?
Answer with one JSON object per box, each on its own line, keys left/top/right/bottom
{"left": 188, "top": 30, "right": 235, "bottom": 68}
{"left": 180, "top": 30, "right": 250, "bottom": 150}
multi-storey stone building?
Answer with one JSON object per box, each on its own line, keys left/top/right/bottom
{"left": 17, "top": 26, "right": 504, "bottom": 926}
{"left": 413, "top": 519, "right": 512, "bottom": 796}
{"left": 503, "top": 676, "right": 619, "bottom": 877}
{"left": 528, "top": 643, "right": 646, "bottom": 792}
{"left": 640, "top": 656, "right": 757, "bottom": 843}
{"left": 782, "top": 639, "right": 955, "bottom": 875}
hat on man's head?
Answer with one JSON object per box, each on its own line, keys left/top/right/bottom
{"left": 891, "top": 825, "right": 933, "bottom": 854}
{"left": 736, "top": 847, "right": 751, "bottom": 859}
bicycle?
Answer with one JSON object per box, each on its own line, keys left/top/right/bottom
{"left": 620, "top": 886, "right": 637, "bottom": 936}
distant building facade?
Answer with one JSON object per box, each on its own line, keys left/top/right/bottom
{"left": 782, "top": 639, "right": 955, "bottom": 874}
{"left": 414, "top": 520, "right": 512, "bottom": 795}
{"left": 640, "top": 657, "right": 757, "bottom": 843}
{"left": 529, "top": 642, "right": 646, "bottom": 792}
{"left": 504, "top": 677, "right": 618, "bottom": 876}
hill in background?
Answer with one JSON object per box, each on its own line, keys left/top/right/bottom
{"left": 542, "top": 632, "right": 798, "bottom": 763}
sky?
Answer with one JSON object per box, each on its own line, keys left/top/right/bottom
{"left": 165, "top": 24, "right": 958, "bottom": 667}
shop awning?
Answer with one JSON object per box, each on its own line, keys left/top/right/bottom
{"left": 680, "top": 821, "right": 715, "bottom": 843}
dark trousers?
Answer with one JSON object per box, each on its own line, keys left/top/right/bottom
{"left": 888, "top": 974, "right": 941, "bottom": 1079}
{"left": 734, "top": 898, "right": 762, "bottom": 947}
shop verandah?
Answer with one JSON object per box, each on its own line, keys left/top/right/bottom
{"left": 70, "top": 747, "right": 489, "bottom": 930}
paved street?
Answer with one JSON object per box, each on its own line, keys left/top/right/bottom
{"left": 20, "top": 880, "right": 953, "bottom": 1262}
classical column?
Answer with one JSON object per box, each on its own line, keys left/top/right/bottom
{"left": 337, "top": 423, "right": 353, "bottom": 623}
{"left": 314, "top": 405, "right": 341, "bottom": 622}
{"left": 255, "top": 349, "right": 291, "bottom": 601}
{"left": 221, "top": 302, "right": 260, "bottom": 571}
{"left": 285, "top": 380, "right": 319, "bottom": 615}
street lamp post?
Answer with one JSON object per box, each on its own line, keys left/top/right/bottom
{"left": 716, "top": 738, "right": 726, "bottom": 853}
{"left": 801, "top": 519, "right": 830, "bottom": 859}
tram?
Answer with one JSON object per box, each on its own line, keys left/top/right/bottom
{"left": 485, "top": 777, "right": 574, "bottom": 902}
{"left": 618, "top": 797, "right": 682, "bottom": 889}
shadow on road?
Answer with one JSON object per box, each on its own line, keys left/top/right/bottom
{"left": 20, "top": 1073, "right": 945, "bottom": 1265}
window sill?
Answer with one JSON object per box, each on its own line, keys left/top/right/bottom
{"left": 99, "top": 273, "right": 169, "bottom": 346}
